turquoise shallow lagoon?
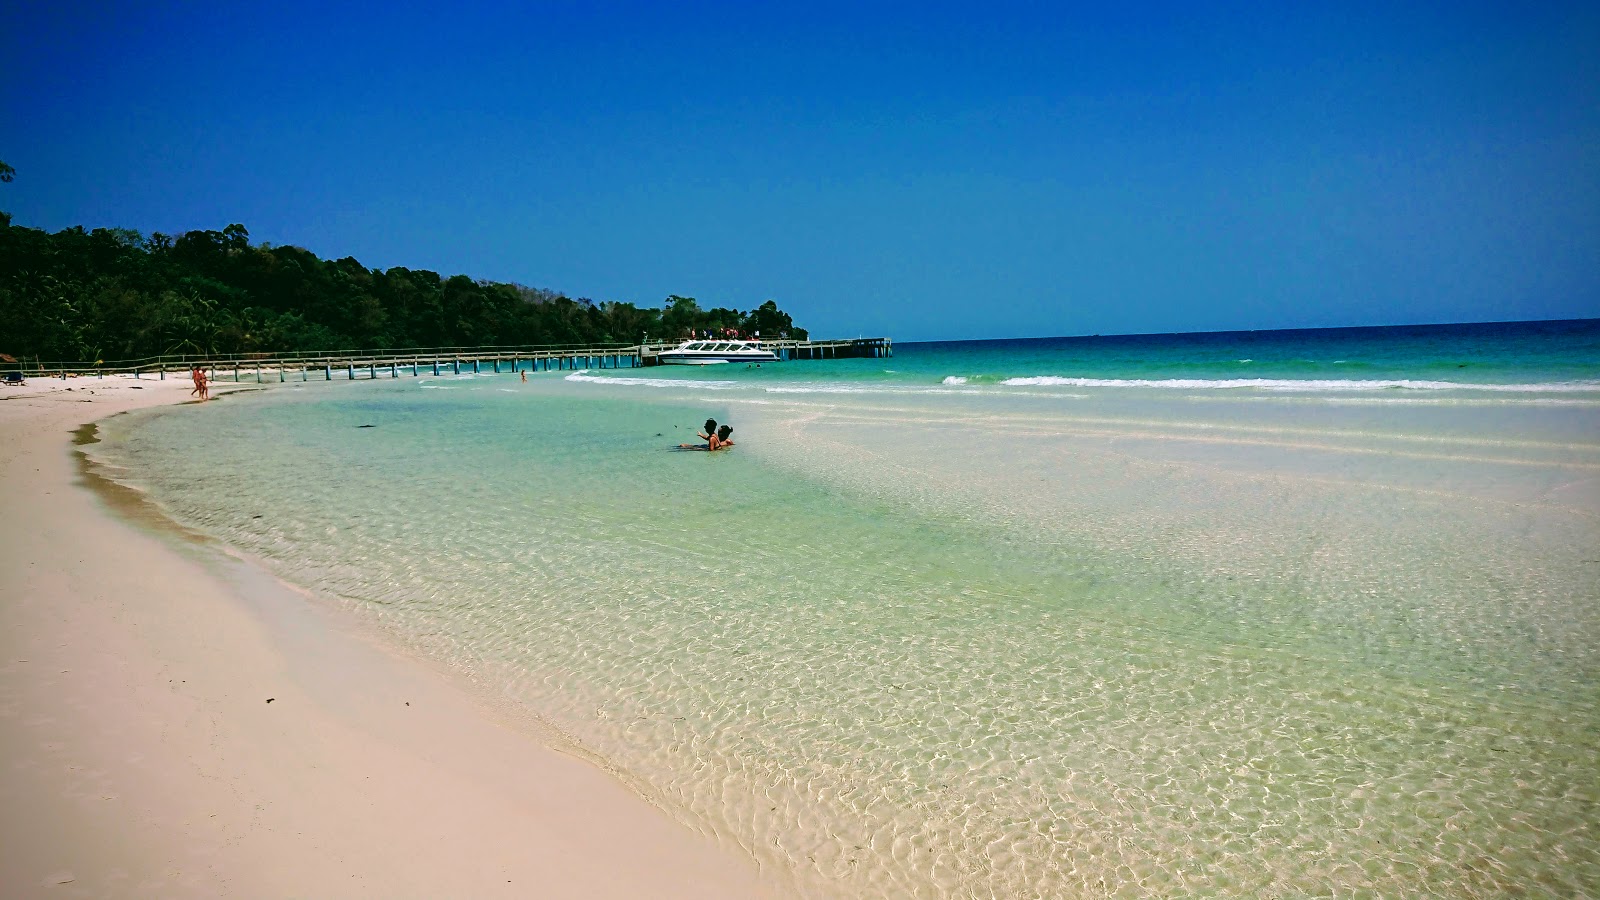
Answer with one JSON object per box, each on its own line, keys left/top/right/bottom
{"left": 93, "top": 322, "right": 1600, "bottom": 896}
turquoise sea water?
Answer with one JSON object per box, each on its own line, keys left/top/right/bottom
{"left": 94, "top": 320, "right": 1599, "bottom": 896}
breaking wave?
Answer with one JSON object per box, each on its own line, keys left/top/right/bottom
{"left": 565, "top": 371, "right": 738, "bottom": 390}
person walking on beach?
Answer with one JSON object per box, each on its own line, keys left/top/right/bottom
{"left": 190, "top": 365, "right": 209, "bottom": 401}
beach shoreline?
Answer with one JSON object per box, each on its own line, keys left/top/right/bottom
{"left": 0, "top": 377, "right": 772, "bottom": 897}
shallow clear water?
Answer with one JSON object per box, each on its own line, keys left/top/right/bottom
{"left": 93, "top": 322, "right": 1600, "bottom": 897}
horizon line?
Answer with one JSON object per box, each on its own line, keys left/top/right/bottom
{"left": 899, "top": 316, "right": 1600, "bottom": 345}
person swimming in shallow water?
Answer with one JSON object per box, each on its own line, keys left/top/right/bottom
{"left": 679, "top": 421, "right": 734, "bottom": 451}
{"left": 681, "top": 417, "right": 717, "bottom": 450}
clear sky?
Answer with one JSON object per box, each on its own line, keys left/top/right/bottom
{"left": 4, "top": 2, "right": 1597, "bottom": 341}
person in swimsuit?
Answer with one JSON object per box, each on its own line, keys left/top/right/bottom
{"left": 680, "top": 418, "right": 732, "bottom": 450}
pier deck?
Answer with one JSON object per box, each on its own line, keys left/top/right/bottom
{"left": 3, "top": 338, "right": 893, "bottom": 382}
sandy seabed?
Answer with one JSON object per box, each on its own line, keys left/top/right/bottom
{"left": 0, "top": 376, "right": 771, "bottom": 897}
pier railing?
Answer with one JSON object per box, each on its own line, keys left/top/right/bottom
{"left": 1, "top": 337, "right": 892, "bottom": 381}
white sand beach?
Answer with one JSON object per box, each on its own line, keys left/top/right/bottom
{"left": 0, "top": 376, "right": 770, "bottom": 897}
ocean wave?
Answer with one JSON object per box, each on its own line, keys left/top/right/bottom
{"left": 764, "top": 385, "right": 972, "bottom": 395}
{"left": 997, "top": 376, "right": 1600, "bottom": 393}
{"left": 942, "top": 376, "right": 969, "bottom": 385}
{"left": 565, "top": 371, "right": 738, "bottom": 389}
{"left": 765, "top": 385, "right": 896, "bottom": 394}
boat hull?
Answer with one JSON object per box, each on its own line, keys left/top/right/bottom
{"left": 655, "top": 338, "right": 780, "bottom": 366}
{"left": 657, "top": 357, "right": 734, "bottom": 366}
{"left": 656, "top": 350, "right": 779, "bottom": 365}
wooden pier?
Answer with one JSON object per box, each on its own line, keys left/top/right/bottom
{"left": 3, "top": 338, "right": 893, "bottom": 382}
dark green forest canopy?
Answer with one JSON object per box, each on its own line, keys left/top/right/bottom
{"left": 0, "top": 216, "right": 807, "bottom": 361}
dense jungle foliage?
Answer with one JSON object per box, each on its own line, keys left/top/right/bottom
{"left": 0, "top": 213, "right": 806, "bottom": 362}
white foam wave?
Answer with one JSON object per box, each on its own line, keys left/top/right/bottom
{"left": 565, "top": 371, "right": 738, "bottom": 389}
{"left": 998, "top": 376, "right": 1600, "bottom": 393}
{"left": 764, "top": 385, "right": 971, "bottom": 395}
{"left": 764, "top": 386, "right": 879, "bottom": 394}
{"left": 942, "top": 376, "right": 969, "bottom": 385}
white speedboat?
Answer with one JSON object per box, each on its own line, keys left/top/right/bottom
{"left": 657, "top": 339, "right": 779, "bottom": 366}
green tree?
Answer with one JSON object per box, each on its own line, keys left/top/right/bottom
{"left": 743, "top": 299, "right": 803, "bottom": 339}
{"left": 661, "top": 294, "right": 703, "bottom": 339}
{"left": 0, "top": 214, "right": 812, "bottom": 360}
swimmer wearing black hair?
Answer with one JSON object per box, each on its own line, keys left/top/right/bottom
{"left": 679, "top": 422, "right": 734, "bottom": 451}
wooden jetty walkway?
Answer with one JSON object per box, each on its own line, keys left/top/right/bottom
{"left": 3, "top": 338, "right": 892, "bottom": 382}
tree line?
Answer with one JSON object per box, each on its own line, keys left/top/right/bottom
{"left": 0, "top": 213, "right": 807, "bottom": 362}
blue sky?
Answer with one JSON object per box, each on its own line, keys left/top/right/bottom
{"left": 4, "top": 2, "right": 1597, "bottom": 341}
